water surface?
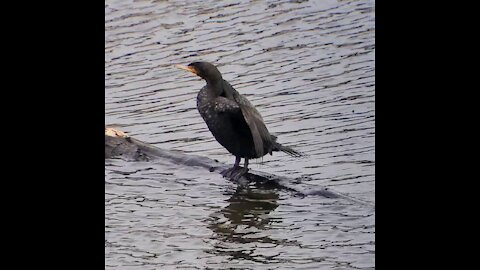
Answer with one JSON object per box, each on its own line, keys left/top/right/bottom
{"left": 105, "top": 0, "right": 375, "bottom": 269}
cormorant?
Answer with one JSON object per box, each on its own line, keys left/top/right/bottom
{"left": 176, "top": 62, "right": 302, "bottom": 180}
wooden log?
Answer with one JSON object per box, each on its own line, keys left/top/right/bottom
{"left": 105, "top": 127, "right": 374, "bottom": 206}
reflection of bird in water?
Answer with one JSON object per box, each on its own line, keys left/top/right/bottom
{"left": 176, "top": 62, "right": 303, "bottom": 181}
{"left": 224, "top": 186, "right": 279, "bottom": 228}
{"left": 206, "top": 185, "right": 281, "bottom": 262}
{"left": 208, "top": 184, "right": 279, "bottom": 240}
{"left": 207, "top": 185, "right": 302, "bottom": 263}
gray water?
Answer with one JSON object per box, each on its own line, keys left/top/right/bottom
{"left": 105, "top": 0, "right": 375, "bottom": 269}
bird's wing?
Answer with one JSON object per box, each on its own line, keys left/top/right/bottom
{"left": 233, "top": 93, "right": 271, "bottom": 157}
{"left": 211, "top": 96, "right": 265, "bottom": 156}
{"left": 220, "top": 80, "right": 271, "bottom": 157}
{"left": 239, "top": 105, "right": 269, "bottom": 157}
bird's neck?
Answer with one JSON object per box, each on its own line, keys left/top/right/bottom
{"left": 206, "top": 79, "right": 224, "bottom": 97}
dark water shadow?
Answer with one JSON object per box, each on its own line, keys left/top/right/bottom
{"left": 205, "top": 183, "right": 299, "bottom": 263}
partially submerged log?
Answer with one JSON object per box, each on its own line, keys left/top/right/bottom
{"left": 105, "top": 127, "right": 374, "bottom": 206}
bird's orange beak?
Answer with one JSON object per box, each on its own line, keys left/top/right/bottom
{"left": 175, "top": 65, "right": 198, "bottom": 75}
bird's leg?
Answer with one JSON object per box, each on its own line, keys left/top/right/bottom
{"left": 230, "top": 158, "right": 249, "bottom": 182}
{"left": 235, "top": 156, "right": 241, "bottom": 168}
{"left": 221, "top": 156, "right": 241, "bottom": 178}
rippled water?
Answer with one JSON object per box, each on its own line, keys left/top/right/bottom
{"left": 105, "top": 0, "right": 375, "bottom": 269}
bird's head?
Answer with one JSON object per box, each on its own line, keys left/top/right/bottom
{"left": 175, "top": 61, "right": 223, "bottom": 84}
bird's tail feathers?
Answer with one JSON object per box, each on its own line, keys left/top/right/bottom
{"left": 272, "top": 140, "right": 305, "bottom": 157}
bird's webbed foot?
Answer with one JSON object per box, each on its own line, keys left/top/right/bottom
{"left": 221, "top": 166, "right": 249, "bottom": 182}
{"left": 229, "top": 167, "right": 249, "bottom": 182}
{"left": 221, "top": 157, "right": 249, "bottom": 184}
{"left": 221, "top": 166, "right": 238, "bottom": 178}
